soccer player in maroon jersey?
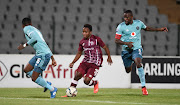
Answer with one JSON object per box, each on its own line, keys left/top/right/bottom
{"left": 62, "top": 24, "right": 112, "bottom": 97}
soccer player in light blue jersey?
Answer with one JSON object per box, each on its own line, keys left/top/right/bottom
{"left": 18, "top": 17, "right": 58, "bottom": 98}
{"left": 115, "top": 10, "right": 168, "bottom": 95}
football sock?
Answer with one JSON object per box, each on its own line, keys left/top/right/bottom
{"left": 88, "top": 80, "right": 97, "bottom": 86}
{"left": 35, "top": 77, "right": 54, "bottom": 91}
{"left": 70, "top": 79, "right": 78, "bottom": 87}
{"left": 26, "top": 71, "right": 33, "bottom": 77}
{"left": 142, "top": 86, "right": 146, "bottom": 88}
{"left": 26, "top": 70, "right": 41, "bottom": 78}
{"left": 138, "top": 67, "right": 146, "bottom": 87}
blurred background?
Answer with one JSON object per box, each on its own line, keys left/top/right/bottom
{"left": 0, "top": 0, "right": 179, "bottom": 56}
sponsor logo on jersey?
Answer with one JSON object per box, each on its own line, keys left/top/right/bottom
{"left": 131, "top": 32, "right": 136, "bottom": 36}
{"left": 89, "top": 41, "right": 95, "bottom": 46}
{"left": 136, "top": 26, "right": 139, "bottom": 30}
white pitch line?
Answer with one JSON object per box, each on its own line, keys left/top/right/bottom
{"left": 0, "top": 97, "right": 178, "bottom": 105}
{"left": 0, "top": 97, "right": 146, "bottom": 105}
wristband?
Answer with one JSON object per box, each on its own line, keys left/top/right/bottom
{"left": 23, "top": 43, "right": 27, "bottom": 47}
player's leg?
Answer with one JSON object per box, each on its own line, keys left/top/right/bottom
{"left": 32, "top": 67, "right": 54, "bottom": 91}
{"left": 134, "top": 57, "right": 145, "bottom": 86}
{"left": 24, "top": 56, "right": 50, "bottom": 87}
{"left": 70, "top": 71, "right": 83, "bottom": 87}
{"left": 32, "top": 67, "right": 57, "bottom": 98}
{"left": 133, "top": 49, "right": 148, "bottom": 95}
{"left": 84, "top": 64, "right": 99, "bottom": 93}
{"left": 61, "top": 63, "right": 87, "bottom": 97}
{"left": 24, "top": 56, "right": 36, "bottom": 77}
{"left": 121, "top": 51, "right": 133, "bottom": 73}
{"left": 70, "top": 63, "right": 87, "bottom": 88}
{"left": 125, "top": 64, "right": 133, "bottom": 73}
{"left": 24, "top": 56, "right": 48, "bottom": 79}
{"left": 84, "top": 76, "right": 99, "bottom": 93}
{"left": 33, "top": 54, "right": 57, "bottom": 98}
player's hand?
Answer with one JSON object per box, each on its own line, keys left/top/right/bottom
{"left": 17, "top": 44, "right": 24, "bottom": 50}
{"left": 127, "top": 42, "right": 133, "bottom": 49}
{"left": 107, "top": 57, "right": 113, "bottom": 65}
{"left": 52, "top": 60, "right": 57, "bottom": 67}
{"left": 161, "top": 27, "right": 168, "bottom": 32}
{"left": 69, "top": 63, "right": 74, "bottom": 68}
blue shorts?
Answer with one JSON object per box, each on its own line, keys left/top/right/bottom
{"left": 29, "top": 53, "right": 51, "bottom": 73}
{"left": 121, "top": 48, "right": 143, "bottom": 68}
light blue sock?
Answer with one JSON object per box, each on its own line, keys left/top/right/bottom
{"left": 27, "top": 71, "right": 54, "bottom": 91}
{"left": 35, "top": 77, "right": 54, "bottom": 91}
{"left": 138, "top": 67, "right": 146, "bottom": 87}
{"left": 26, "top": 70, "right": 41, "bottom": 78}
{"left": 26, "top": 71, "right": 33, "bottom": 77}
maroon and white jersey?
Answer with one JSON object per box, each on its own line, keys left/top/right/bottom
{"left": 78, "top": 35, "right": 105, "bottom": 66}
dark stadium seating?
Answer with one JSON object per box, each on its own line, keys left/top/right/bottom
{"left": 0, "top": 0, "right": 178, "bottom": 56}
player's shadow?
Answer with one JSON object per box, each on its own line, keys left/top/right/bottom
{"left": 84, "top": 93, "right": 142, "bottom": 97}
{"left": 119, "top": 93, "right": 143, "bottom": 97}
{"left": 83, "top": 94, "right": 104, "bottom": 97}
{"left": 28, "top": 96, "right": 49, "bottom": 98}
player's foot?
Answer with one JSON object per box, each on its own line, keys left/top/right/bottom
{"left": 50, "top": 87, "right": 58, "bottom": 98}
{"left": 61, "top": 95, "right": 68, "bottom": 97}
{"left": 142, "top": 87, "right": 148, "bottom": 95}
{"left": 44, "top": 81, "right": 52, "bottom": 92}
{"left": 94, "top": 81, "right": 99, "bottom": 94}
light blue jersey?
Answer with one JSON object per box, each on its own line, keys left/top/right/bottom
{"left": 23, "top": 25, "right": 52, "bottom": 56}
{"left": 116, "top": 20, "right": 146, "bottom": 51}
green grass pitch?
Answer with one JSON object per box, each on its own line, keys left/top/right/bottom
{"left": 0, "top": 88, "right": 180, "bottom": 105}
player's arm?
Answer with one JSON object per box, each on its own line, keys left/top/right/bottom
{"left": 17, "top": 43, "right": 28, "bottom": 50}
{"left": 102, "top": 45, "right": 113, "bottom": 65}
{"left": 69, "top": 51, "right": 82, "bottom": 68}
{"left": 51, "top": 55, "right": 57, "bottom": 67}
{"left": 115, "top": 38, "right": 133, "bottom": 49}
{"left": 96, "top": 36, "right": 113, "bottom": 65}
{"left": 18, "top": 31, "right": 37, "bottom": 50}
{"left": 115, "top": 24, "right": 133, "bottom": 49}
{"left": 144, "top": 26, "right": 168, "bottom": 32}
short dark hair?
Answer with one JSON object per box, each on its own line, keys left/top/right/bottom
{"left": 84, "top": 24, "right": 92, "bottom": 31}
{"left": 124, "top": 10, "right": 133, "bottom": 16}
{"left": 22, "top": 17, "right": 31, "bottom": 26}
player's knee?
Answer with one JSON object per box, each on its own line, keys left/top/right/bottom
{"left": 84, "top": 79, "right": 90, "bottom": 85}
{"left": 74, "top": 75, "right": 82, "bottom": 81}
{"left": 125, "top": 67, "right": 132, "bottom": 73}
{"left": 24, "top": 68, "right": 28, "bottom": 73}
{"left": 74, "top": 72, "right": 83, "bottom": 80}
{"left": 31, "top": 78, "right": 36, "bottom": 82}
{"left": 31, "top": 75, "right": 37, "bottom": 82}
{"left": 136, "top": 63, "right": 142, "bottom": 68}
{"left": 126, "top": 69, "right": 131, "bottom": 73}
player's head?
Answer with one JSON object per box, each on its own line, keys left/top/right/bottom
{"left": 124, "top": 10, "right": 133, "bottom": 25}
{"left": 22, "top": 17, "right": 32, "bottom": 28}
{"left": 82, "top": 24, "right": 92, "bottom": 39}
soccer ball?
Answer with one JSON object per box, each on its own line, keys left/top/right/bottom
{"left": 66, "top": 86, "right": 78, "bottom": 97}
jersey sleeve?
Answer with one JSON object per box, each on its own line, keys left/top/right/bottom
{"left": 115, "top": 24, "right": 123, "bottom": 39}
{"left": 26, "top": 30, "right": 37, "bottom": 45}
{"left": 96, "top": 36, "right": 105, "bottom": 48}
{"left": 140, "top": 20, "right": 147, "bottom": 29}
{"left": 78, "top": 41, "right": 83, "bottom": 51}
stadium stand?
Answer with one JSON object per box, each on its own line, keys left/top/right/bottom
{"left": 0, "top": 0, "right": 178, "bottom": 56}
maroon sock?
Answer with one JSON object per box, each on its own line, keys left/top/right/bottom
{"left": 70, "top": 83, "right": 77, "bottom": 88}
{"left": 94, "top": 80, "right": 97, "bottom": 86}
{"left": 88, "top": 80, "right": 97, "bottom": 86}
